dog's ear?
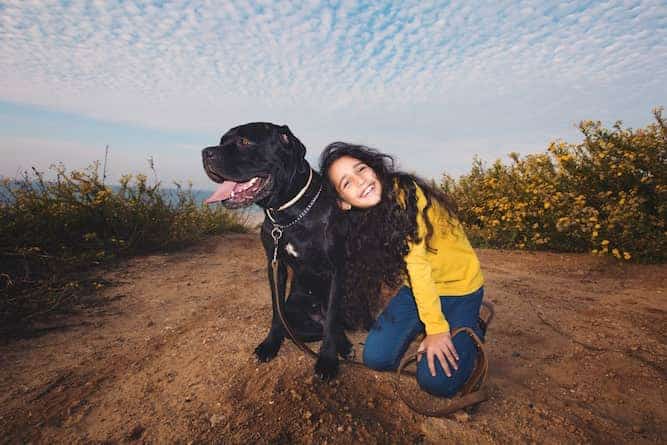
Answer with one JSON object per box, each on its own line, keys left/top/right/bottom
{"left": 278, "top": 125, "right": 308, "bottom": 172}
{"left": 279, "top": 125, "right": 306, "bottom": 159}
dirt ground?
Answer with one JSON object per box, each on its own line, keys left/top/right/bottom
{"left": 1, "top": 233, "right": 665, "bottom": 444}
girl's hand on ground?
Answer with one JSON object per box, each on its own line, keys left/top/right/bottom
{"left": 417, "top": 332, "right": 459, "bottom": 377}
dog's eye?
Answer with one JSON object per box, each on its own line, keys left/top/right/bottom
{"left": 239, "top": 137, "right": 251, "bottom": 146}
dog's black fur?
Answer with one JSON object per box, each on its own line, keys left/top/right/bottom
{"left": 202, "top": 122, "right": 351, "bottom": 380}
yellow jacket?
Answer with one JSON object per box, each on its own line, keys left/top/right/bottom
{"left": 402, "top": 183, "right": 484, "bottom": 335}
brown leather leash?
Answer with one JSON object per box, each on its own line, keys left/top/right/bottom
{"left": 394, "top": 326, "right": 489, "bottom": 416}
{"left": 270, "top": 254, "right": 491, "bottom": 417}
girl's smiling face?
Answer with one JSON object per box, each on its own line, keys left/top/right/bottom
{"left": 327, "top": 155, "right": 383, "bottom": 210}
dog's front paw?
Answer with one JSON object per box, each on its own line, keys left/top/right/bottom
{"left": 339, "top": 344, "right": 356, "bottom": 361}
{"left": 314, "top": 355, "right": 339, "bottom": 381}
{"left": 254, "top": 339, "right": 281, "bottom": 362}
{"left": 336, "top": 335, "right": 355, "bottom": 360}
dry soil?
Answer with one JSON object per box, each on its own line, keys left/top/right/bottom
{"left": 1, "top": 233, "right": 665, "bottom": 444}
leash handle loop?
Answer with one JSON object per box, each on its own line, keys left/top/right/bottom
{"left": 394, "top": 327, "right": 489, "bottom": 417}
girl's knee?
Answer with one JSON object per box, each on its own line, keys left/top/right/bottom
{"left": 452, "top": 330, "right": 476, "bottom": 356}
{"left": 416, "top": 359, "right": 461, "bottom": 397}
{"left": 415, "top": 332, "right": 479, "bottom": 397}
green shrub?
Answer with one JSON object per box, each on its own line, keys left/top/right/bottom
{"left": 0, "top": 162, "right": 248, "bottom": 325}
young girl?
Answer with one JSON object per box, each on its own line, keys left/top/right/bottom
{"left": 319, "top": 142, "right": 486, "bottom": 398}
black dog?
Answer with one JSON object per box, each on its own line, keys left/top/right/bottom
{"left": 202, "top": 122, "right": 352, "bottom": 380}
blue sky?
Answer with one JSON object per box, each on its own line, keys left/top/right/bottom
{"left": 1, "top": 0, "right": 666, "bottom": 190}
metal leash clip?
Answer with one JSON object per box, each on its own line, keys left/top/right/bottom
{"left": 271, "top": 227, "right": 283, "bottom": 263}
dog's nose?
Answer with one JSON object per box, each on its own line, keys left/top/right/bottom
{"left": 202, "top": 147, "right": 216, "bottom": 159}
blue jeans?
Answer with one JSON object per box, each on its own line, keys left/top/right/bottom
{"left": 362, "top": 286, "right": 484, "bottom": 397}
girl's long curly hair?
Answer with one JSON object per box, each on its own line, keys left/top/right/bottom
{"left": 319, "top": 142, "right": 459, "bottom": 330}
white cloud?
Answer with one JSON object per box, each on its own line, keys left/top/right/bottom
{"left": 0, "top": 0, "right": 665, "bottom": 186}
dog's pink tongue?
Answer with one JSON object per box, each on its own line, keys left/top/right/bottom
{"left": 205, "top": 181, "right": 237, "bottom": 204}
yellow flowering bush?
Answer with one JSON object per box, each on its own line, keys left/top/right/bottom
{"left": 443, "top": 107, "right": 666, "bottom": 263}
